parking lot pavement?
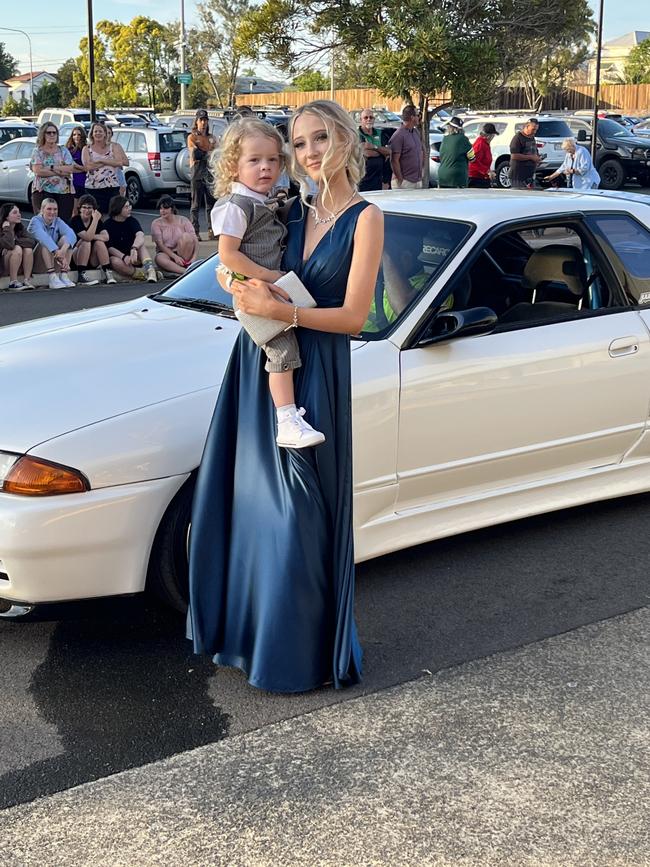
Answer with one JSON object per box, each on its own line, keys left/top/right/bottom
{"left": 0, "top": 606, "right": 648, "bottom": 867}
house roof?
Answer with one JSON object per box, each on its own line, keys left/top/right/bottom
{"left": 6, "top": 71, "right": 52, "bottom": 83}
{"left": 604, "top": 31, "right": 650, "bottom": 48}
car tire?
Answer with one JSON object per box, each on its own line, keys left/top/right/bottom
{"left": 146, "top": 478, "right": 194, "bottom": 612}
{"left": 125, "top": 174, "right": 143, "bottom": 207}
{"left": 598, "top": 158, "right": 625, "bottom": 190}
{"left": 495, "top": 159, "right": 512, "bottom": 189}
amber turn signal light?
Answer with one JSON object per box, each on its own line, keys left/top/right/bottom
{"left": 2, "top": 456, "right": 89, "bottom": 496}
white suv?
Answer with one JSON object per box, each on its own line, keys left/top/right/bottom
{"left": 461, "top": 114, "right": 574, "bottom": 188}
{"left": 110, "top": 126, "right": 191, "bottom": 207}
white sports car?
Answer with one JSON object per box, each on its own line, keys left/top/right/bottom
{"left": 2, "top": 188, "right": 650, "bottom": 615}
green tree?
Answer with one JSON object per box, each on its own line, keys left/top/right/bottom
{"left": 56, "top": 59, "right": 79, "bottom": 106}
{"left": 0, "top": 43, "right": 19, "bottom": 81}
{"left": 2, "top": 94, "right": 29, "bottom": 117}
{"left": 34, "top": 81, "right": 62, "bottom": 112}
{"left": 625, "top": 39, "right": 650, "bottom": 84}
{"left": 192, "top": 0, "right": 254, "bottom": 107}
{"left": 187, "top": 75, "right": 211, "bottom": 109}
{"left": 292, "top": 68, "right": 329, "bottom": 91}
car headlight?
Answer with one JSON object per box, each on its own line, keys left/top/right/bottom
{"left": 632, "top": 147, "right": 648, "bottom": 160}
{"left": 617, "top": 146, "right": 633, "bottom": 158}
{"left": 0, "top": 451, "right": 89, "bottom": 496}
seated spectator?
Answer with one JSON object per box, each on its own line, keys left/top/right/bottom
{"left": 0, "top": 202, "right": 36, "bottom": 291}
{"left": 104, "top": 195, "right": 157, "bottom": 282}
{"left": 70, "top": 193, "right": 116, "bottom": 285}
{"left": 150, "top": 195, "right": 199, "bottom": 275}
{"left": 27, "top": 198, "right": 77, "bottom": 289}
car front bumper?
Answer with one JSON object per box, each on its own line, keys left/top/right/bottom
{"left": 0, "top": 474, "right": 188, "bottom": 605}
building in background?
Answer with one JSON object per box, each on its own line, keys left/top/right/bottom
{"left": 4, "top": 71, "right": 57, "bottom": 105}
{"left": 588, "top": 31, "right": 650, "bottom": 83}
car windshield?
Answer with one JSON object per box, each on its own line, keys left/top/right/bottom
{"left": 597, "top": 118, "right": 637, "bottom": 138}
{"left": 159, "top": 131, "right": 188, "bottom": 152}
{"left": 155, "top": 214, "right": 473, "bottom": 339}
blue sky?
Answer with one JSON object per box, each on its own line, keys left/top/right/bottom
{"left": 0, "top": 0, "right": 646, "bottom": 77}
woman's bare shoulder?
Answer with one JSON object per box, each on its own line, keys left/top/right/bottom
{"left": 356, "top": 200, "right": 384, "bottom": 230}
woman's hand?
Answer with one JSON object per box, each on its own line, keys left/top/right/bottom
{"left": 231, "top": 277, "right": 285, "bottom": 317}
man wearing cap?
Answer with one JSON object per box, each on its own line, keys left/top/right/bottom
{"left": 358, "top": 109, "right": 391, "bottom": 191}
{"left": 188, "top": 109, "right": 217, "bottom": 240}
{"left": 389, "top": 105, "right": 426, "bottom": 189}
{"left": 468, "top": 123, "right": 497, "bottom": 188}
{"left": 509, "top": 118, "right": 541, "bottom": 189}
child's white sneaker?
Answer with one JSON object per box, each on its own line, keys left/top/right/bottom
{"left": 276, "top": 407, "right": 325, "bottom": 449}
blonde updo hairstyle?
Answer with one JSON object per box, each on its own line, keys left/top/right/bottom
{"left": 210, "top": 118, "right": 285, "bottom": 198}
{"left": 288, "top": 100, "right": 364, "bottom": 213}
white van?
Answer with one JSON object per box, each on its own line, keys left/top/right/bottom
{"left": 36, "top": 108, "right": 108, "bottom": 128}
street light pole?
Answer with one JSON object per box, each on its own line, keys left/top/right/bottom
{"left": 179, "top": 0, "right": 187, "bottom": 110}
{"left": 0, "top": 26, "right": 34, "bottom": 116}
{"left": 86, "top": 0, "right": 96, "bottom": 121}
{"left": 591, "top": 0, "right": 604, "bottom": 163}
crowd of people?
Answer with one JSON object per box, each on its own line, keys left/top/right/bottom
{"left": 356, "top": 105, "right": 600, "bottom": 192}
{"left": 1, "top": 118, "right": 201, "bottom": 291}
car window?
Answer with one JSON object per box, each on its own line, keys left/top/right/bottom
{"left": 113, "top": 131, "right": 132, "bottom": 150}
{"left": 157, "top": 255, "right": 234, "bottom": 308}
{"left": 131, "top": 132, "right": 148, "bottom": 153}
{"left": 464, "top": 222, "right": 623, "bottom": 330}
{"left": 586, "top": 213, "right": 650, "bottom": 304}
{"left": 159, "top": 131, "right": 188, "bottom": 152}
{"left": 596, "top": 119, "right": 631, "bottom": 138}
{"left": 50, "top": 113, "right": 63, "bottom": 127}
{"left": 363, "top": 215, "right": 473, "bottom": 338}
{"left": 0, "top": 141, "right": 19, "bottom": 160}
{"left": 535, "top": 121, "right": 572, "bottom": 138}
{"left": 462, "top": 123, "right": 481, "bottom": 139}
{"left": 17, "top": 142, "right": 35, "bottom": 158}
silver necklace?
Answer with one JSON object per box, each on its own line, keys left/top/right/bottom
{"left": 312, "top": 191, "right": 357, "bottom": 226}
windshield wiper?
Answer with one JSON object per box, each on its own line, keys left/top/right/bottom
{"left": 152, "top": 295, "right": 237, "bottom": 317}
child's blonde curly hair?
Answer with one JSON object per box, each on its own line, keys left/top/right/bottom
{"left": 209, "top": 118, "right": 286, "bottom": 198}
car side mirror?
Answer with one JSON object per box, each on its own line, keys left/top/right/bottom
{"left": 418, "top": 307, "right": 497, "bottom": 346}
{"left": 576, "top": 129, "right": 588, "bottom": 143}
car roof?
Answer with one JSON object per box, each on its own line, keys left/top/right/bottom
{"left": 361, "top": 188, "right": 647, "bottom": 230}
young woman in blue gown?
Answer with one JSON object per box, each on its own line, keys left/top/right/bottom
{"left": 188, "top": 100, "right": 384, "bottom": 693}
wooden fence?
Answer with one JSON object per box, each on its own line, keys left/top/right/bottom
{"left": 235, "top": 84, "right": 650, "bottom": 113}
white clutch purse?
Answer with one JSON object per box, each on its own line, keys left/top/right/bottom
{"left": 235, "top": 271, "right": 316, "bottom": 347}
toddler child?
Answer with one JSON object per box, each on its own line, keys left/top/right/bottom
{"left": 210, "top": 118, "right": 324, "bottom": 449}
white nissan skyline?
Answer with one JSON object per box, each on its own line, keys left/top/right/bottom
{"left": 2, "top": 188, "right": 650, "bottom": 615}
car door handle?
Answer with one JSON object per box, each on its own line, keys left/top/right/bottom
{"left": 609, "top": 337, "right": 639, "bottom": 358}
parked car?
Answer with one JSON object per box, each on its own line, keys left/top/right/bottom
{"left": 0, "top": 120, "right": 37, "bottom": 147}
{"left": 350, "top": 108, "right": 401, "bottom": 129}
{"left": 2, "top": 188, "right": 650, "bottom": 614}
{"left": 459, "top": 115, "right": 574, "bottom": 188}
{"left": 0, "top": 136, "right": 36, "bottom": 204}
{"left": 563, "top": 116, "right": 650, "bottom": 189}
{"left": 109, "top": 125, "right": 191, "bottom": 206}
{"left": 36, "top": 108, "right": 108, "bottom": 128}
{"left": 632, "top": 119, "right": 650, "bottom": 138}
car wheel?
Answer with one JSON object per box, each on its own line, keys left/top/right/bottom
{"left": 146, "top": 478, "right": 194, "bottom": 612}
{"left": 496, "top": 159, "right": 511, "bottom": 189}
{"left": 598, "top": 159, "right": 625, "bottom": 190}
{"left": 125, "top": 174, "right": 143, "bottom": 207}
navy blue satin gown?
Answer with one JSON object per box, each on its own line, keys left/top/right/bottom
{"left": 187, "top": 198, "right": 370, "bottom": 692}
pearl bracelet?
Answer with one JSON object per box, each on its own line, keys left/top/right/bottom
{"left": 284, "top": 306, "right": 299, "bottom": 331}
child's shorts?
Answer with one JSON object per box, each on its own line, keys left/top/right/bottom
{"left": 263, "top": 329, "right": 301, "bottom": 373}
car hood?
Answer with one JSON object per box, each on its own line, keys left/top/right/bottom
{"left": 604, "top": 134, "right": 650, "bottom": 148}
{"left": 0, "top": 297, "right": 241, "bottom": 453}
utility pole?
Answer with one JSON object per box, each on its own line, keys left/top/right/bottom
{"left": 180, "top": 0, "right": 187, "bottom": 110}
{"left": 0, "top": 27, "right": 34, "bottom": 116}
{"left": 86, "top": 0, "right": 96, "bottom": 120}
{"left": 591, "top": 0, "right": 604, "bottom": 163}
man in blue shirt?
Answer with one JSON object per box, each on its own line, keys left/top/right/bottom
{"left": 28, "top": 198, "right": 77, "bottom": 289}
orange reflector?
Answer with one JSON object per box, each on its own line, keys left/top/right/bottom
{"left": 3, "top": 456, "right": 89, "bottom": 496}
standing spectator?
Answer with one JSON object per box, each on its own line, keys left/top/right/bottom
{"left": 70, "top": 193, "right": 116, "bottom": 285}
{"left": 151, "top": 195, "right": 199, "bottom": 275}
{"left": 509, "top": 118, "right": 541, "bottom": 189}
{"left": 106, "top": 124, "right": 127, "bottom": 197}
{"left": 0, "top": 202, "right": 36, "bottom": 290}
{"left": 438, "top": 117, "right": 475, "bottom": 188}
{"left": 389, "top": 105, "right": 426, "bottom": 189}
{"left": 82, "top": 122, "right": 129, "bottom": 214}
{"left": 468, "top": 123, "right": 497, "bottom": 188}
{"left": 30, "top": 122, "right": 78, "bottom": 223}
{"left": 27, "top": 198, "right": 77, "bottom": 289}
{"left": 65, "top": 125, "right": 88, "bottom": 216}
{"left": 358, "top": 109, "right": 391, "bottom": 191}
{"left": 188, "top": 109, "right": 217, "bottom": 240}
{"left": 104, "top": 195, "right": 157, "bottom": 283}
{"left": 543, "top": 138, "right": 601, "bottom": 190}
